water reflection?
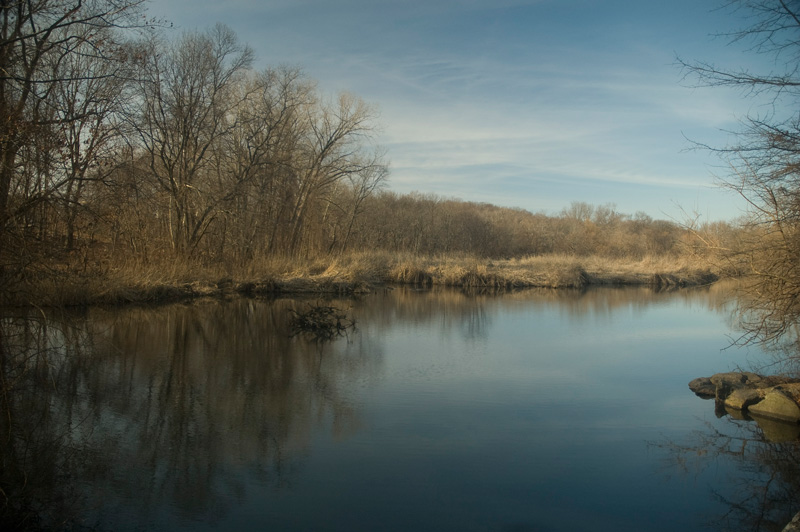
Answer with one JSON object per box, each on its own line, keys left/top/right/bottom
{"left": 1, "top": 299, "right": 384, "bottom": 529}
{"left": 669, "top": 282, "right": 800, "bottom": 532}
{"left": 0, "top": 313, "right": 90, "bottom": 530}
{"left": 656, "top": 416, "right": 800, "bottom": 532}
{"left": 0, "top": 284, "right": 771, "bottom": 531}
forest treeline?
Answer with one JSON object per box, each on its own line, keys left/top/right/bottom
{"left": 348, "top": 194, "right": 736, "bottom": 259}
{"left": 0, "top": 0, "right": 738, "bottom": 303}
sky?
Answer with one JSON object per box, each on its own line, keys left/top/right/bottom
{"left": 144, "top": 0, "right": 779, "bottom": 221}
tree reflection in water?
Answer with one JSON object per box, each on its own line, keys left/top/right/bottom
{"left": 2, "top": 285, "right": 760, "bottom": 531}
{"left": 654, "top": 281, "right": 800, "bottom": 531}
{"left": 655, "top": 412, "right": 800, "bottom": 532}
{"left": 0, "top": 312, "right": 100, "bottom": 530}
{"left": 668, "top": 324, "right": 800, "bottom": 532}
{"left": 0, "top": 298, "right": 384, "bottom": 530}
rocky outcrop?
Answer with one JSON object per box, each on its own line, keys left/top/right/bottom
{"left": 689, "top": 372, "right": 800, "bottom": 434}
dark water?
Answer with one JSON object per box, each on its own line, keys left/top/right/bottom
{"left": 1, "top": 285, "right": 798, "bottom": 531}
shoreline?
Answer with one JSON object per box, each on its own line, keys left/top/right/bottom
{"left": 1, "top": 253, "right": 721, "bottom": 308}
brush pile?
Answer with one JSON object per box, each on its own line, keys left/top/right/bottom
{"left": 288, "top": 303, "right": 356, "bottom": 341}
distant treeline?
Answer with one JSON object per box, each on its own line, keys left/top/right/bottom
{"left": 346, "top": 194, "right": 711, "bottom": 259}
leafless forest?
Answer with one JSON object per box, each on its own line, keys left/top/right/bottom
{"left": 0, "top": 1, "right": 743, "bottom": 305}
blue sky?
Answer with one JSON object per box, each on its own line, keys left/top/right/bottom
{"left": 145, "top": 0, "right": 774, "bottom": 221}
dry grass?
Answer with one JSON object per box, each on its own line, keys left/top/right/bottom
{"left": 503, "top": 254, "right": 717, "bottom": 287}
{"left": 377, "top": 253, "right": 715, "bottom": 290}
{"left": 362, "top": 252, "right": 716, "bottom": 289}
{"left": 1, "top": 250, "right": 721, "bottom": 307}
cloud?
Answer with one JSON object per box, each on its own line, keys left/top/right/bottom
{"left": 144, "top": 0, "right": 760, "bottom": 220}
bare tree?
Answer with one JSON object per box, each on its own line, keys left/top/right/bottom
{"left": 682, "top": 0, "right": 800, "bottom": 345}
{"left": 320, "top": 160, "right": 388, "bottom": 256}
{"left": 46, "top": 29, "right": 137, "bottom": 251}
{"left": 285, "top": 92, "right": 386, "bottom": 257}
{"left": 0, "top": 0, "right": 147, "bottom": 231}
{"left": 337, "top": 162, "right": 388, "bottom": 254}
{"left": 212, "top": 66, "right": 314, "bottom": 261}
{"left": 132, "top": 23, "right": 253, "bottom": 256}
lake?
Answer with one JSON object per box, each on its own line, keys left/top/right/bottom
{"left": 1, "top": 284, "right": 798, "bottom": 531}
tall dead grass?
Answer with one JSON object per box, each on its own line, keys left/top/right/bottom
{"left": 377, "top": 253, "right": 715, "bottom": 289}
{"left": 1, "top": 250, "right": 721, "bottom": 307}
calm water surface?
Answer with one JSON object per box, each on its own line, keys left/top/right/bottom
{"left": 3, "top": 285, "right": 797, "bottom": 531}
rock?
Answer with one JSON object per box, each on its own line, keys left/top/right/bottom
{"left": 709, "top": 371, "right": 762, "bottom": 386}
{"left": 709, "top": 371, "right": 764, "bottom": 400}
{"left": 775, "top": 382, "right": 800, "bottom": 399}
{"left": 691, "top": 372, "right": 800, "bottom": 441}
{"left": 764, "top": 375, "right": 800, "bottom": 386}
{"left": 724, "top": 388, "right": 763, "bottom": 410}
{"left": 690, "top": 371, "right": 800, "bottom": 402}
{"left": 783, "top": 511, "right": 800, "bottom": 532}
{"left": 748, "top": 389, "right": 800, "bottom": 423}
{"left": 688, "top": 377, "right": 715, "bottom": 398}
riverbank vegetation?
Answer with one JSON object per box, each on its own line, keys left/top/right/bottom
{"left": 7, "top": 246, "right": 727, "bottom": 307}
{"left": 0, "top": 0, "right": 745, "bottom": 309}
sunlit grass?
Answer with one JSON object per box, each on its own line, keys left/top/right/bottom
{"left": 3, "top": 249, "right": 721, "bottom": 307}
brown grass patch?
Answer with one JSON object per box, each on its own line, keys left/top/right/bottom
{"left": 1, "top": 250, "right": 721, "bottom": 308}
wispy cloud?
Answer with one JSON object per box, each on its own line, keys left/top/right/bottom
{"left": 145, "top": 0, "right": 766, "bottom": 220}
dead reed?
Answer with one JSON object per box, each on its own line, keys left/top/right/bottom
{"left": 0, "top": 250, "right": 721, "bottom": 307}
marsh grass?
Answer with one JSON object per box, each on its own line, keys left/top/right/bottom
{"left": 1, "top": 250, "right": 721, "bottom": 307}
